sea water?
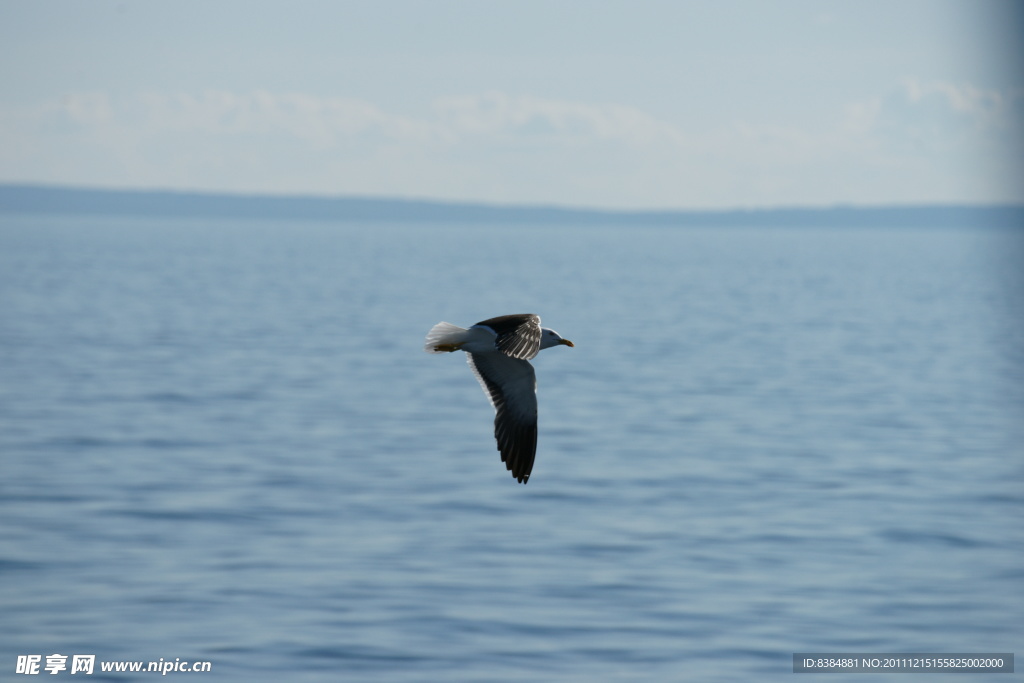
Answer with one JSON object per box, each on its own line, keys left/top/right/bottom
{"left": 1, "top": 215, "right": 1022, "bottom": 681}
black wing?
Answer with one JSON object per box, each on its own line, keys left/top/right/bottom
{"left": 467, "top": 351, "right": 538, "bottom": 483}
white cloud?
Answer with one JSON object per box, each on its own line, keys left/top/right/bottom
{"left": 125, "top": 89, "right": 688, "bottom": 150}
{"left": 904, "top": 81, "right": 1005, "bottom": 119}
{"left": 0, "top": 85, "right": 1020, "bottom": 208}
{"left": 432, "top": 91, "right": 686, "bottom": 146}
{"left": 57, "top": 92, "right": 114, "bottom": 126}
{"left": 828, "top": 80, "right": 1024, "bottom": 203}
{"left": 843, "top": 80, "right": 1022, "bottom": 139}
{"left": 136, "top": 90, "right": 435, "bottom": 145}
{"left": 0, "top": 89, "right": 697, "bottom": 204}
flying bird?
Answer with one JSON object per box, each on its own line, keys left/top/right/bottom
{"left": 424, "top": 314, "right": 574, "bottom": 483}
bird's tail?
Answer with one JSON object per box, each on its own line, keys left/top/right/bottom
{"left": 424, "top": 321, "right": 471, "bottom": 353}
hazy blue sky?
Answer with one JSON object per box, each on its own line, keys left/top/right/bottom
{"left": 1, "top": 0, "right": 1021, "bottom": 209}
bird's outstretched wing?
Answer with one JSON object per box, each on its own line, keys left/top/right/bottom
{"left": 474, "top": 314, "right": 542, "bottom": 360}
{"left": 467, "top": 351, "right": 538, "bottom": 483}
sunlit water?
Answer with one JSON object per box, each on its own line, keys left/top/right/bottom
{"left": 1, "top": 215, "right": 1022, "bottom": 681}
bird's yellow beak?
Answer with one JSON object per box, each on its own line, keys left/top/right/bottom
{"left": 560, "top": 339, "right": 574, "bottom": 347}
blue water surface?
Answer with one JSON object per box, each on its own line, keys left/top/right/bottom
{"left": 1, "top": 215, "right": 1022, "bottom": 681}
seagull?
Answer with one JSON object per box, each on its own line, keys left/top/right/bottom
{"left": 424, "top": 314, "right": 574, "bottom": 483}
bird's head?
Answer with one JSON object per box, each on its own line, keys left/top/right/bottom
{"left": 540, "top": 328, "right": 574, "bottom": 350}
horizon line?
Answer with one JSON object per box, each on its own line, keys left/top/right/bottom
{"left": 3, "top": 181, "right": 1023, "bottom": 214}
{"left": 2, "top": 182, "right": 1023, "bottom": 227}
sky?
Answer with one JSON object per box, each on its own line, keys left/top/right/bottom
{"left": 1, "top": 0, "right": 1022, "bottom": 210}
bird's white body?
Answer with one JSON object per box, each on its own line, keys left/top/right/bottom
{"left": 423, "top": 322, "right": 498, "bottom": 355}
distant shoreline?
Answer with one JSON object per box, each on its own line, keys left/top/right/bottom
{"left": 1, "top": 183, "right": 1022, "bottom": 228}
